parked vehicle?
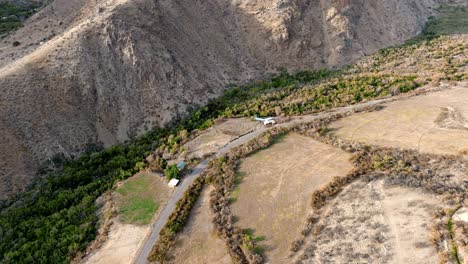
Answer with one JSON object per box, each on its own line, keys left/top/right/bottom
{"left": 254, "top": 117, "right": 277, "bottom": 126}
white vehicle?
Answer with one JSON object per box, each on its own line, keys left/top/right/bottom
{"left": 254, "top": 117, "right": 277, "bottom": 126}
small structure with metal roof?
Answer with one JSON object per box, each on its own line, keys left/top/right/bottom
{"left": 176, "top": 160, "right": 187, "bottom": 171}
{"left": 168, "top": 178, "right": 180, "bottom": 188}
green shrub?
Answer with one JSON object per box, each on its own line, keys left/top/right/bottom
{"left": 164, "top": 164, "right": 180, "bottom": 181}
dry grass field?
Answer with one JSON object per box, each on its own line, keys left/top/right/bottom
{"left": 296, "top": 180, "right": 442, "bottom": 264}
{"left": 168, "top": 186, "right": 231, "bottom": 264}
{"left": 83, "top": 222, "right": 149, "bottom": 264}
{"left": 329, "top": 83, "right": 468, "bottom": 156}
{"left": 183, "top": 118, "right": 259, "bottom": 159}
{"left": 231, "top": 133, "right": 353, "bottom": 263}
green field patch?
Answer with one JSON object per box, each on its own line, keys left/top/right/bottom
{"left": 115, "top": 173, "right": 161, "bottom": 225}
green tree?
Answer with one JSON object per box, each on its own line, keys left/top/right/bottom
{"left": 164, "top": 165, "right": 180, "bottom": 181}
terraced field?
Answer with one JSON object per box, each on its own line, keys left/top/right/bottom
{"left": 168, "top": 186, "right": 231, "bottom": 264}
{"left": 329, "top": 82, "right": 468, "bottom": 156}
{"left": 230, "top": 133, "right": 353, "bottom": 263}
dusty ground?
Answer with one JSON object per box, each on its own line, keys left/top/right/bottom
{"left": 168, "top": 186, "right": 231, "bottom": 264}
{"left": 296, "top": 179, "right": 442, "bottom": 264}
{"left": 83, "top": 220, "right": 149, "bottom": 264}
{"left": 183, "top": 118, "right": 260, "bottom": 159}
{"left": 83, "top": 171, "right": 172, "bottom": 264}
{"left": 231, "top": 133, "right": 353, "bottom": 263}
{"left": 329, "top": 82, "right": 468, "bottom": 156}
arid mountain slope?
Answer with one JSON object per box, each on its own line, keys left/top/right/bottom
{"left": 0, "top": 0, "right": 445, "bottom": 197}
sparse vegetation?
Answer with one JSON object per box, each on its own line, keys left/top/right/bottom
{"left": 425, "top": 5, "right": 468, "bottom": 36}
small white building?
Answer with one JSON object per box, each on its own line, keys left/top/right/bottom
{"left": 168, "top": 178, "right": 180, "bottom": 188}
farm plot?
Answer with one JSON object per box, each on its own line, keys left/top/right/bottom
{"left": 231, "top": 133, "right": 353, "bottom": 263}
{"left": 329, "top": 83, "right": 468, "bottom": 156}
{"left": 183, "top": 118, "right": 259, "bottom": 159}
{"left": 168, "top": 186, "right": 231, "bottom": 264}
{"left": 297, "top": 180, "right": 442, "bottom": 264}
{"left": 84, "top": 171, "right": 172, "bottom": 264}
{"left": 114, "top": 171, "right": 173, "bottom": 225}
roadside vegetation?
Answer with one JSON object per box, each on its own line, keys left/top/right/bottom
{"left": 148, "top": 176, "right": 205, "bottom": 262}
{"left": 0, "top": 2, "right": 40, "bottom": 37}
{"left": 0, "top": 4, "right": 466, "bottom": 263}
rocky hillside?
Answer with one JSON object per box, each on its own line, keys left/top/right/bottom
{"left": 0, "top": 0, "right": 446, "bottom": 198}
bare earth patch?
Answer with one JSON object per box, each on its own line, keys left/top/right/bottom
{"left": 297, "top": 179, "right": 442, "bottom": 264}
{"left": 183, "top": 118, "right": 259, "bottom": 159}
{"left": 83, "top": 171, "right": 172, "bottom": 264}
{"left": 329, "top": 83, "right": 468, "bottom": 156}
{"left": 168, "top": 186, "right": 231, "bottom": 264}
{"left": 83, "top": 221, "right": 149, "bottom": 264}
{"left": 231, "top": 133, "right": 353, "bottom": 263}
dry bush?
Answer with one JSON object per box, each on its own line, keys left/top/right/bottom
{"left": 453, "top": 220, "right": 468, "bottom": 263}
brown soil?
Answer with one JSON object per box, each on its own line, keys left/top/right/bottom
{"left": 231, "top": 133, "right": 353, "bottom": 263}
{"left": 168, "top": 186, "right": 231, "bottom": 264}
{"left": 297, "top": 179, "right": 442, "bottom": 264}
{"left": 183, "top": 118, "right": 260, "bottom": 159}
{"left": 83, "top": 220, "right": 149, "bottom": 264}
{"left": 329, "top": 82, "right": 468, "bottom": 156}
